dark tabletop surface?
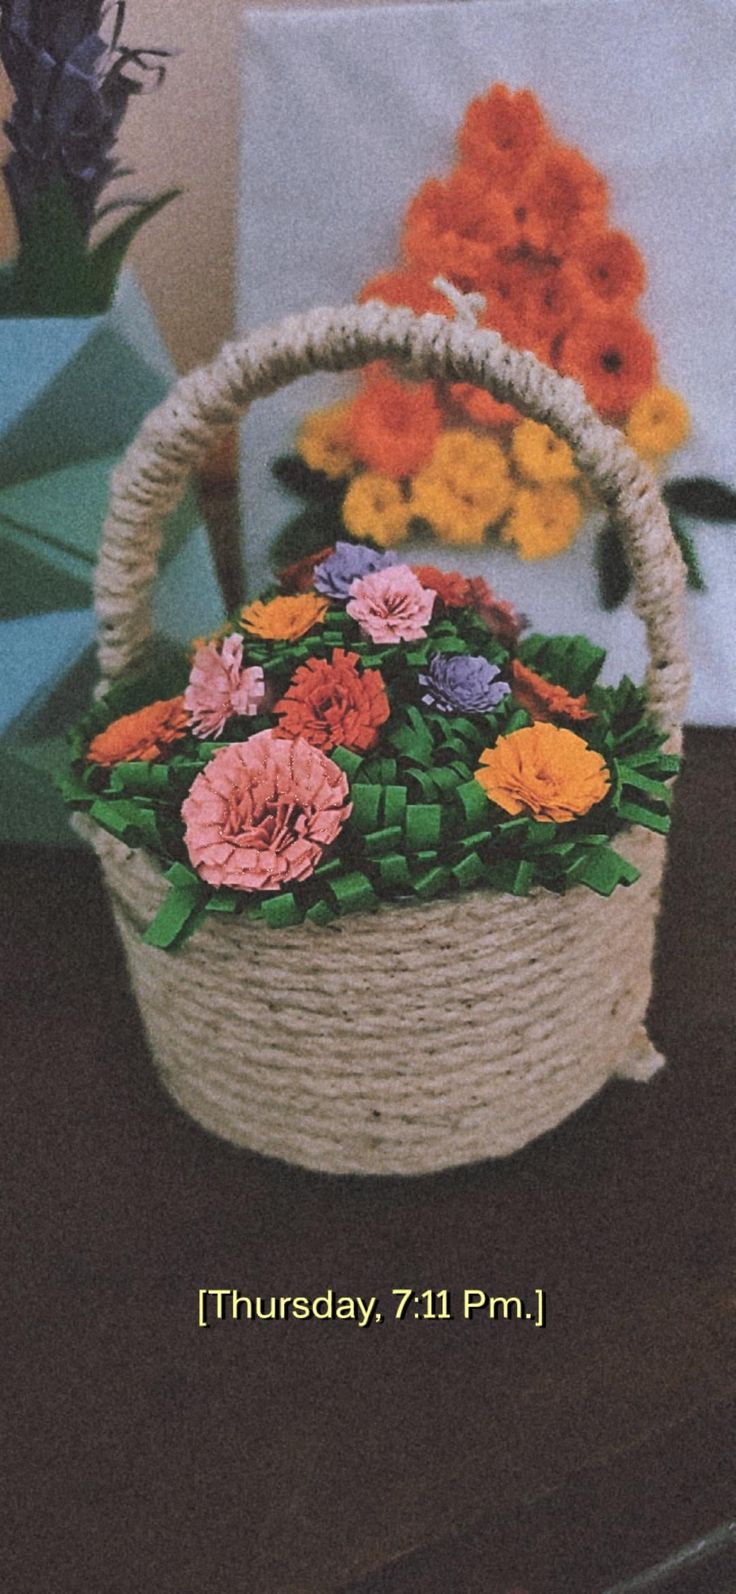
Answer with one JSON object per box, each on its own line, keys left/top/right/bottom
{"left": 2, "top": 727, "right": 735, "bottom": 1594}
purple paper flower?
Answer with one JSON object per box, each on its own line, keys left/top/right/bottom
{"left": 313, "top": 540, "right": 398, "bottom": 601}
{"left": 419, "top": 653, "right": 511, "bottom": 715}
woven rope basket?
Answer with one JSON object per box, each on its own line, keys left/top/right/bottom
{"left": 81, "top": 300, "right": 689, "bottom": 1176}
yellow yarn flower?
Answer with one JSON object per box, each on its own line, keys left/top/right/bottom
{"left": 510, "top": 418, "right": 578, "bottom": 484}
{"left": 342, "top": 472, "right": 412, "bottom": 546}
{"left": 241, "top": 593, "right": 328, "bottom": 642}
{"left": 296, "top": 402, "right": 356, "bottom": 479}
{"left": 410, "top": 430, "right": 513, "bottom": 544}
{"left": 502, "top": 484, "right": 583, "bottom": 559}
{"left": 475, "top": 722, "right": 610, "bottom": 822}
{"left": 625, "top": 386, "right": 690, "bottom": 459}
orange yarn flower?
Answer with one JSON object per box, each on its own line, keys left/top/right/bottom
{"left": 411, "top": 565, "right": 471, "bottom": 607}
{"left": 475, "top": 722, "right": 609, "bottom": 822}
{"left": 560, "top": 312, "right": 656, "bottom": 418}
{"left": 458, "top": 85, "right": 549, "bottom": 188}
{"left": 509, "top": 659, "right": 594, "bottom": 723}
{"left": 274, "top": 649, "right": 390, "bottom": 754}
{"left": 86, "top": 696, "right": 188, "bottom": 766}
{"left": 241, "top": 592, "right": 328, "bottom": 642}
{"left": 348, "top": 372, "right": 441, "bottom": 479}
{"left": 515, "top": 145, "right": 608, "bottom": 253}
{"left": 403, "top": 169, "right": 515, "bottom": 285}
{"left": 573, "top": 229, "right": 646, "bottom": 309}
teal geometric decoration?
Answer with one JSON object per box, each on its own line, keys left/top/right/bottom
{"left": 0, "top": 270, "right": 225, "bottom": 844}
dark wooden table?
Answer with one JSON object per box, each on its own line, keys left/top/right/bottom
{"left": 3, "top": 729, "right": 735, "bottom": 1594}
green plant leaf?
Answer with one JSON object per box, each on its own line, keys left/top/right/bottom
{"left": 87, "top": 189, "right": 182, "bottom": 311}
{"left": 668, "top": 511, "right": 706, "bottom": 592}
{"left": 663, "top": 476, "right": 736, "bottom": 522}
{"left": 595, "top": 520, "right": 631, "bottom": 611}
{"left": 13, "top": 178, "right": 91, "bottom": 315}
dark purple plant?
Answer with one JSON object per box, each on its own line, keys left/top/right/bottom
{"left": 0, "top": 0, "right": 172, "bottom": 242}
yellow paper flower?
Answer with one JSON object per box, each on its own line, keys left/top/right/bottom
{"left": 241, "top": 593, "right": 328, "bottom": 642}
{"left": 625, "top": 386, "right": 690, "bottom": 459}
{"left": 510, "top": 418, "right": 578, "bottom": 484}
{"left": 410, "top": 430, "right": 513, "bottom": 543}
{"left": 502, "top": 484, "right": 583, "bottom": 559}
{"left": 297, "top": 402, "right": 356, "bottom": 479}
{"left": 342, "top": 472, "right": 412, "bottom": 546}
{"left": 475, "top": 722, "right": 610, "bottom": 822}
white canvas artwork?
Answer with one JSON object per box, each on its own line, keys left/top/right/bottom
{"left": 238, "top": 0, "right": 736, "bottom": 724}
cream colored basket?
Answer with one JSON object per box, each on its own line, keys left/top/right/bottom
{"left": 82, "top": 300, "right": 689, "bottom": 1176}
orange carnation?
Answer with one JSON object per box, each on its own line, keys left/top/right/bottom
{"left": 475, "top": 722, "right": 609, "bottom": 822}
{"left": 560, "top": 311, "right": 656, "bottom": 419}
{"left": 510, "top": 659, "right": 594, "bottom": 723}
{"left": 274, "top": 649, "right": 390, "bottom": 754}
{"left": 241, "top": 592, "right": 328, "bottom": 642}
{"left": 86, "top": 696, "right": 188, "bottom": 766}
{"left": 458, "top": 85, "right": 549, "bottom": 188}
{"left": 348, "top": 372, "right": 441, "bottom": 479}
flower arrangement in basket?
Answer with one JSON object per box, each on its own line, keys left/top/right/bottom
{"left": 59, "top": 301, "right": 690, "bottom": 1176}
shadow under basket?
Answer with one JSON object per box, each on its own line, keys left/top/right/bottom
{"left": 84, "top": 299, "right": 690, "bottom": 1176}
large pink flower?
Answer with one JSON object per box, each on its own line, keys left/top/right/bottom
{"left": 181, "top": 730, "right": 351, "bottom": 892}
{"left": 346, "top": 565, "right": 435, "bottom": 644}
{"left": 185, "top": 634, "right": 265, "bottom": 738}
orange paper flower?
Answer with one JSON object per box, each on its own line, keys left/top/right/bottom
{"left": 348, "top": 372, "right": 441, "bottom": 479}
{"left": 515, "top": 145, "right": 608, "bottom": 253}
{"left": 241, "top": 592, "right": 328, "bottom": 642}
{"left": 560, "top": 311, "right": 656, "bottom": 418}
{"left": 509, "top": 659, "right": 594, "bottom": 723}
{"left": 274, "top": 649, "right": 390, "bottom": 754}
{"left": 403, "top": 169, "right": 515, "bottom": 285}
{"left": 475, "top": 722, "right": 609, "bottom": 822}
{"left": 86, "top": 696, "right": 188, "bottom": 766}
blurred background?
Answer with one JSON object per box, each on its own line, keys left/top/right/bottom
{"left": 0, "top": 0, "right": 402, "bottom": 372}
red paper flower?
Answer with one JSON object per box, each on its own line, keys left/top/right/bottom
{"left": 411, "top": 565, "right": 472, "bottom": 608}
{"left": 86, "top": 696, "right": 188, "bottom": 765}
{"left": 466, "top": 576, "right": 524, "bottom": 647}
{"left": 279, "top": 546, "right": 336, "bottom": 594}
{"left": 274, "top": 649, "right": 391, "bottom": 754}
{"left": 510, "top": 658, "right": 594, "bottom": 721}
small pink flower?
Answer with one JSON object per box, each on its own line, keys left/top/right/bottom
{"left": 185, "top": 634, "right": 265, "bottom": 738}
{"left": 181, "top": 730, "right": 351, "bottom": 892}
{"left": 346, "top": 564, "right": 435, "bottom": 644}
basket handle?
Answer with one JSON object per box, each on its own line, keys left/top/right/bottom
{"left": 94, "top": 300, "right": 690, "bottom": 737}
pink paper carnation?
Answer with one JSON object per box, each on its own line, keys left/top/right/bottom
{"left": 346, "top": 564, "right": 435, "bottom": 644}
{"left": 181, "top": 730, "right": 351, "bottom": 892}
{"left": 185, "top": 634, "right": 265, "bottom": 738}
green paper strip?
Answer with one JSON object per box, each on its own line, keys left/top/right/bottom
{"left": 205, "top": 893, "right": 238, "bottom": 915}
{"left": 620, "top": 751, "right": 680, "bottom": 775}
{"left": 331, "top": 746, "right": 364, "bottom": 778}
{"left": 382, "top": 785, "right": 407, "bottom": 828}
{"left": 109, "top": 761, "right": 172, "bottom": 796}
{"left": 566, "top": 845, "right": 640, "bottom": 896}
{"left": 616, "top": 764, "right": 672, "bottom": 803}
{"left": 411, "top": 865, "right": 451, "bottom": 899}
{"left": 350, "top": 782, "right": 382, "bottom": 833}
{"left": 617, "top": 802, "right": 671, "bottom": 834}
{"left": 329, "top": 871, "right": 378, "bottom": 915}
{"left": 164, "top": 861, "right": 201, "bottom": 889}
{"left": 143, "top": 886, "right": 207, "bottom": 949}
{"left": 305, "top": 899, "right": 337, "bottom": 926}
{"left": 364, "top": 826, "right": 404, "bottom": 858}
{"left": 89, "top": 798, "right": 161, "bottom": 849}
{"left": 485, "top": 859, "right": 534, "bottom": 896}
{"left": 260, "top": 893, "right": 302, "bottom": 928}
{"left": 452, "top": 853, "right": 486, "bottom": 889}
{"left": 405, "top": 803, "right": 443, "bottom": 851}
{"left": 455, "top": 779, "right": 490, "bottom": 829}
{"left": 375, "top": 853, "right": 412, "bottom": 891}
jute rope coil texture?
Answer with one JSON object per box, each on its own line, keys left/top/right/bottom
{"left": 87, "top": 303, "right": 689, "bottom": 1174}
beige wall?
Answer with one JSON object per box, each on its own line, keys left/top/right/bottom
{"left": 0, "top": 0, "right": 408, "bottom": 372}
